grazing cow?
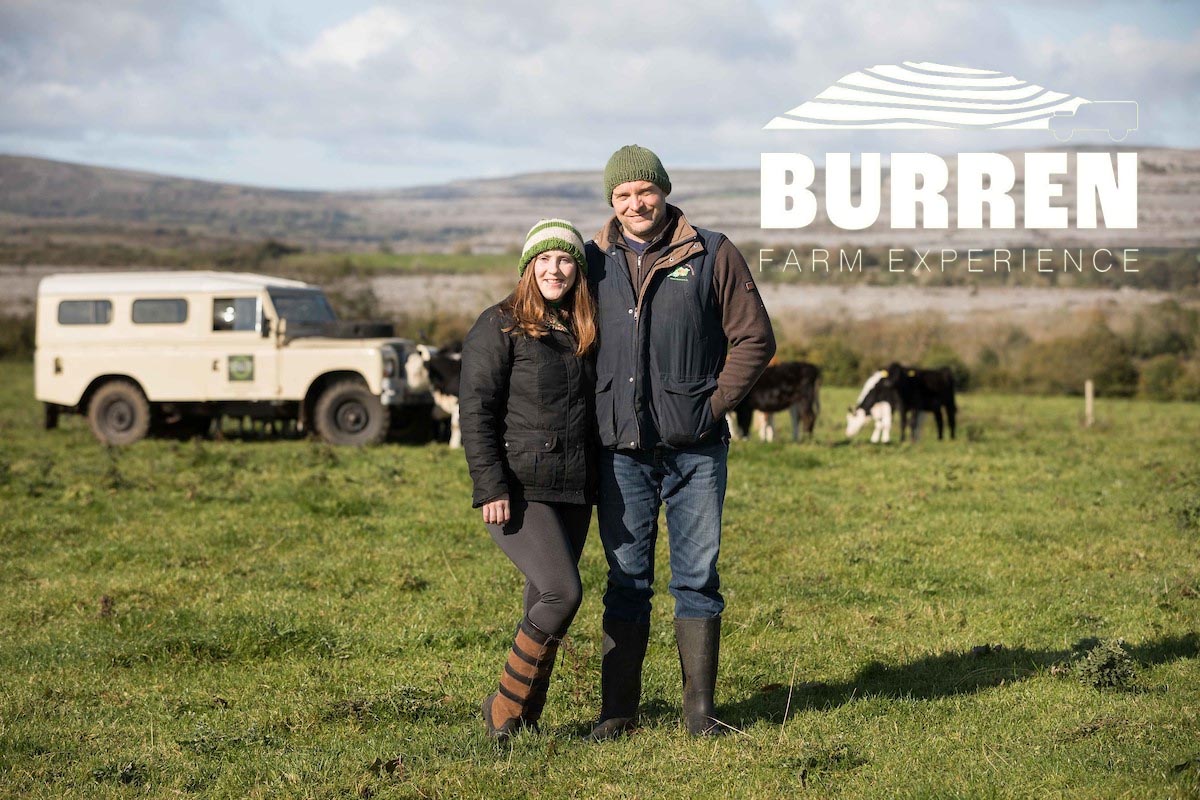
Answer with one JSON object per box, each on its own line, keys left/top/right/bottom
{"left": 845, "top": 370, "right": 899, "bottom": 443}
{"left": 405, "top": 343, "right": 463, "bottom": 447}
{"left": 879, "top": 363, "right": 957, "bottom": 442}
{"left": 727, "top": 361, "right": 821, "bottom": 442}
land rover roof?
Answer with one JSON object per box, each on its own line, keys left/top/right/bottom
{"left": 37, "top": 271, "right": 315, "bottom": 296}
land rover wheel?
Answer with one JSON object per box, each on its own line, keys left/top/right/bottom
{"left": 88, "top": 381, "right": 151, "bottom": 445}
{"left": 314, "top": 379, "right": 390, "bottom": 446}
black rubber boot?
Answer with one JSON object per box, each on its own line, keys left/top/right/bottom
{"left": 674, "top": 616, "right": 729, "bottom": 736}
{"left": 587, "top": 618, "right": 650, "bottom": 741}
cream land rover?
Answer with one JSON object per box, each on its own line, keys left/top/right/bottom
{"left": 35, "top": 271, "right": 427, "bottom": 446}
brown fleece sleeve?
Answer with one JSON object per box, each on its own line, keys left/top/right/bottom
{"left": 710, "top": 237, "right": 777, "bottom": 419}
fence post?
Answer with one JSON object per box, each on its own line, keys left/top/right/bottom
{"left": 1084, "top": 379, "right": 1094, "bottom": 428}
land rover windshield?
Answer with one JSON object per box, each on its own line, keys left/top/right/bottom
{"left": 268, "top": 289, "right": 337, "bottom": 324}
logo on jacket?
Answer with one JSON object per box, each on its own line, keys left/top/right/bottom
{"left": 667, "top": 265, "right": 693, "bottom": 282}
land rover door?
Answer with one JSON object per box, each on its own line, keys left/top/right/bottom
{"left": 207, "top": 294, "right": 279, "bottom": 400}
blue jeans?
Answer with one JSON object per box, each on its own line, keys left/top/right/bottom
{"left": 596, "top": 438, "right": 728, "bottom": 623}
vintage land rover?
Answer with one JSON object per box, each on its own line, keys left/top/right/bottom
{"left": 35, "top": 271, "right": 427, "bottom": 446}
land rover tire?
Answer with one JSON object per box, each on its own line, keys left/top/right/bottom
{"left": 314, "top": 379, "right": 390, "bottom": 446}
{"left": 88, "top": 380, "right": 151, "bottom": 446}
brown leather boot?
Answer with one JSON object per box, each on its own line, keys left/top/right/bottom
{"left": 520, "top": 659, "right": 555, "bottom": 729}
{"left": 482, "top": 618, "right": 560, "bottom": 739}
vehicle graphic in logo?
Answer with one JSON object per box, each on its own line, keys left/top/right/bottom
{"left": 1049, "top": 101, "right": 1138, "bottom": 142}
{"left": 764, "top": 61, "right": 1137, "bottom": 141}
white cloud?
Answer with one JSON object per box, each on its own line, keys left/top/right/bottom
{"left": 0, "top": 0, "right": 1196, "bottom": 188}
{"left": 292, "top": 6, "right": 413, "bottom": 69}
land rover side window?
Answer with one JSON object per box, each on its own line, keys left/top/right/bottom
{"left": 268, "top": 289, "right": 337, "bottom": 324}
{"left": 132, "top": 298, "right": 188, "bottom": 324}
{"left": 57, "top": 299, "right": 112, "bottom": 325}
{"left": 213, "top": 297, "right": 258, "bottom": 332}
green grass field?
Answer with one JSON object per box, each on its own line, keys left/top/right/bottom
{"left": 1, "top": 360, "right": 1197, "bottom": 799}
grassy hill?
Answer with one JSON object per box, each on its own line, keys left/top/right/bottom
{"left": 0, "top": 360, "right": 1196, "bottom": 798}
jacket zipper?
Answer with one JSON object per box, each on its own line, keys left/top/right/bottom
{"left": 634, "top": 252, "right": 643, "bottom": 448}
{"left": 563, "top": 328, "right": 572, "bottom": 492}
{"left": 616, "top": 228, "right": 702, "bottom": 449}
{"left": 565, "top": 325, "right": 587, "bottom": 495}
{"left": 612, "top": 246, "right": 642, "bottom": 448}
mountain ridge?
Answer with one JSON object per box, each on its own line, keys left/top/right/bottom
{"left": 2, "top": 150, "right": 1197, "bottom": 252}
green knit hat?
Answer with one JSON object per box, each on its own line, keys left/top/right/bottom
{"left": 518, "top": 218, "right": 587, "bottom": 276}
{"left": 604, "top": 144, "right": 671, "bottom": 206}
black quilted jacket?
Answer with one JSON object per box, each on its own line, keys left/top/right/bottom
{"left": 459, "top": 300, "right": 596, "bottom": 508}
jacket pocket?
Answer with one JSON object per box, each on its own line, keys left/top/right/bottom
{"left": 655, "top": 374, "right": 718, "bottom": 447}
{"left": 594, "top": 372, "right": 616, "bottom": 448}
{"left": 505, "top": 430, "right": 562, "bottom": 488}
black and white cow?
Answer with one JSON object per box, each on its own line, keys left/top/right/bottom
{"left": 405, "top": 343, "right": 462, "bottom": 447}
{"left": 845, "top": 369, "right": 899, "bottom": 443}
{"left": 727, "top": 361, "right": 821, "bottom": 442}
{"left": 879, "top": 362, "right": 957, "bottom": 442}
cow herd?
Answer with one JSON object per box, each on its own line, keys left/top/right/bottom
{"left": 406, "top": 343, "right": 957, "bottom": 447}
{"left": 732, "top": 359, "right": 957, "bottom": 445}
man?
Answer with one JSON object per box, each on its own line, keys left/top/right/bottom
{"left": 586, "top": 145, "right": 776, "bottom": 738}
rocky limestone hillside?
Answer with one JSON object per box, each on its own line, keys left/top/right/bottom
{"left": 1, "top": 148, "right": 1196, "bottom": 252}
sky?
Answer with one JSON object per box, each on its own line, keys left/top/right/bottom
{"left": 1, "top": 0, "right": 1197, "bottom": 190}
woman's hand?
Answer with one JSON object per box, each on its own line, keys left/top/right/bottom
{"left": 482, "top": 494, "right": 511, "bottom": 525}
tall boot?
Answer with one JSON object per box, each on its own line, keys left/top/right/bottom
{"left": 674, "top": 616, "right": 729, "bottom": 736}
{"left": 520, "top": 634, "right": 560, "bottom": 729}
{"left": 482, "top": 617, "right": 560, "bottom": 740}
{"left": 588, "top": 618, "right": 651, "bottom": 741}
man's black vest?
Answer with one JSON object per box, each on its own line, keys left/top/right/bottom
{"left": 586, "top": 228, "right": 728, "bottom": 450}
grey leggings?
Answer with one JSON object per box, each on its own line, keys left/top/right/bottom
{"left": 486, "top": 500, "right": 592, "bottom": 637}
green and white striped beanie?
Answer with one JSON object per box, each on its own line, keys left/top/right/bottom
{"left": 518, "top": 218, "right": 587, "bottom": 276}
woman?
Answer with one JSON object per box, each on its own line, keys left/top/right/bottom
{"left": 459, "top": 219, "right": 597, "bottom": 739}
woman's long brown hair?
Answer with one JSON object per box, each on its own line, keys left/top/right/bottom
{"left": 501, "top": 258, "right": 597, "bottom": 356}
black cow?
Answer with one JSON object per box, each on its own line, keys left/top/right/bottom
{"left": 880, "top": 362, "right": 957, "bottom": 442}
{"left": 728, "top": 361, "right": 821, "bottom": 442}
